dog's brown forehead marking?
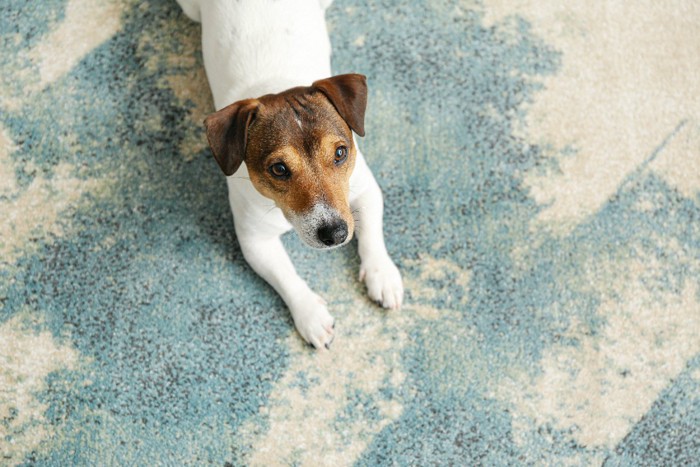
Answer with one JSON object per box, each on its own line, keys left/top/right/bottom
{"left": 247, "top": 88, "right": 352, "bottom": 161}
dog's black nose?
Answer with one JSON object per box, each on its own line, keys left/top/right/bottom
{"left": 317, "top": 221, "right": 348, "bottom": 246}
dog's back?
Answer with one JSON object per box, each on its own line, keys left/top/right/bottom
{"left": 178, "top": 0, "right": 333, "bottom": 109}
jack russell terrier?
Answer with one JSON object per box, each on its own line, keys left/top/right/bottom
{"left": 177, "top": 0, "right": 403, "bottom": 350}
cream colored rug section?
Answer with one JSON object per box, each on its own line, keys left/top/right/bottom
{"left": 481, "top": 1, "right": 700, "bottom": 231}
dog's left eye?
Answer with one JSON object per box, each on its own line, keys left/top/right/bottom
{"left": 269, "top": 162, "right": 291, "bottom": 180}
{"left": 334, "top": 146, "right": 348, "bottom": 166}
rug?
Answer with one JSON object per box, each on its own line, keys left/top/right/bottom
{"left": 1, "top": 0, "right": 699, "bottom": 465}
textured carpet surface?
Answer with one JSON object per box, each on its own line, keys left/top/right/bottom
{"left": 2, "top": 0, "right": 699, "bottom": 465}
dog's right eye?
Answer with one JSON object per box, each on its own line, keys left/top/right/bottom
{"left": 269, "top": 162, "right": 291, "bottom": 180}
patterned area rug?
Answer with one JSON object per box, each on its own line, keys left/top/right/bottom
{"left": 2, "top": 1, "right": 699, "bottom": 465}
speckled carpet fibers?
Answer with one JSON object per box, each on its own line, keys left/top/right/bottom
{"left": 1, "top": 1, "right": 699, "bottom": 465}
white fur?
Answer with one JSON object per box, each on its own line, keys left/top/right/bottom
{"left": 287, "top": 203, "right": 349, "bottom": 250}
{"left": 178, "top": 0, "right": 404, "bottom": 349}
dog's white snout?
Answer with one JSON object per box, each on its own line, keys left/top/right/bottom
{"left": 290, "top": 203, "right": 351, "bottom": 249}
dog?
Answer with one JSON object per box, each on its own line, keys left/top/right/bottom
{"left": 177, "top": 0, "right": 403, "bottom": 350}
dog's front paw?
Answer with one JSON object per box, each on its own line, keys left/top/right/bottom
{"left": 360, "top": 255, "right": 404, "bottom": 310}
{"left": 289, "top": 291, "right": 335, "bottom": 350}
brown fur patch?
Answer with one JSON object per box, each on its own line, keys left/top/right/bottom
{"left": 245, "top": 89, "right": 358, "bottom": 229}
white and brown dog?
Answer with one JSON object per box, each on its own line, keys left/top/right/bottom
{"left": 177, "top": 0, "right": 403, "bottom": 349}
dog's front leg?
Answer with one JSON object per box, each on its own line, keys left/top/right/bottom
{"left": 236, "top": 232, "right": 335, "bottom": 349}
{"left": 351, "top": 169, "right": 404, "bottom": 309}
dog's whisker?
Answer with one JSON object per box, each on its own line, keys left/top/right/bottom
{"left": 353, "top": 216, "right": 362, "bottom": 234}
{"left": 258, "top": 204, "right": 278, "bottom": 221}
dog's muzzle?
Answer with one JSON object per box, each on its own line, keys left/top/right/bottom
{"left": 288, "top": 203, "right": 352, "bottom": 249}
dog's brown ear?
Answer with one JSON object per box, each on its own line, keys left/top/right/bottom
{"left": 204, "top": 99, "right": 259, "bottom": 176}
{"left": 312, "top": 74, "right": 368, "bottom": 137}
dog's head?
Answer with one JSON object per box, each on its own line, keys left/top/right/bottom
{"left": 204, "top": 74, "right": 367, "bottom": 249}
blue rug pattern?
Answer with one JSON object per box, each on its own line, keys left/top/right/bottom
{"left": 1, "top": 1, "right": 699, "bottom": 465}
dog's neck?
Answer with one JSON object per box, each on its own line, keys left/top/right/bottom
{"left": 240, "top": 77, "right": 313, "bottom": 104}
{"left": 200, "top": 0, "right": 333, "bottom": 110}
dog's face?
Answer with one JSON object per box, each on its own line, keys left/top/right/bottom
{"left": 204, "top": 74, "right": 368, "bottom": 249}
